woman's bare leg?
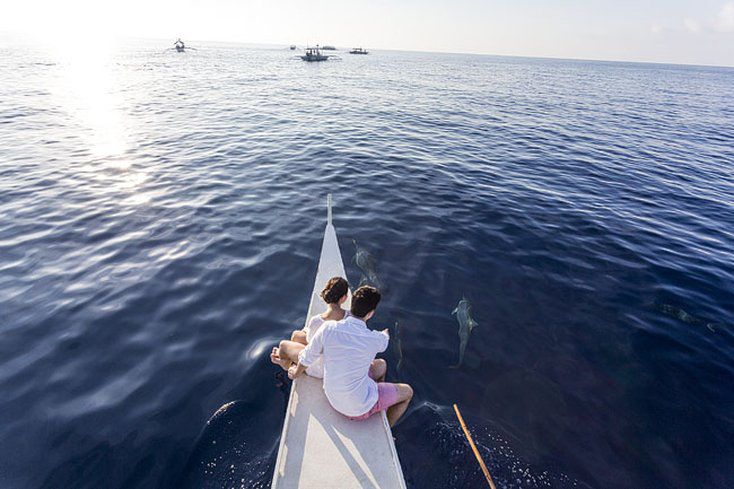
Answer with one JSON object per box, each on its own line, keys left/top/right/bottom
{"left": 270, "top": 347, "right": 291, "bottom": 371}
{"left": 277, "top": 340, "right": 306, "bottom": 370}
{"left": 291, "top": 330, "right": 308, "bottom": 345}
{"left": 386, "top": 383, "right": 413, "bottom": 427}
{"left": 271, "top": 332, "right": 308, "bottom": 370}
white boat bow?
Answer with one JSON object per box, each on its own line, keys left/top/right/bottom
{"left": 271, "top": 195, "right": 406, "bottom": 489}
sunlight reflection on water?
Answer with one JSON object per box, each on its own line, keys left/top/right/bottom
{"left": 48, "top": 37, "right": 128, "bottom": 157}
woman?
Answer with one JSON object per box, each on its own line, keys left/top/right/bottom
{"left": 270, "top": 276, "right": 349, "bottom": 378}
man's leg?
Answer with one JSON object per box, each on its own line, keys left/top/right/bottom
{"left": 369, "top": 358, "right": 387, "bottom": 382}
{"left": 386, "top": 383, "right": 413, "bottom": 427}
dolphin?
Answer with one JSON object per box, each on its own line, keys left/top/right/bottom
{"left": 176, "top": 400, "right": 275, "bottom": 488}
{"left": 657, "top": 303, "right": 720, "bottom": 333}
{"left": 394, "top": 321, "right": 404, "bottom": 372}
{"left": 352, "top": 239, "right": 382, "bottom": 288}
{"left": 451, "top": 296, "right": 477, "bottom": 368}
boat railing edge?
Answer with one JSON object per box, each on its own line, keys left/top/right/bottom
{"left": 271, "top": 374, "right": 298, "bottom": 489}
{"left": 381, "top": 411, "right": 408, "bottom": 488}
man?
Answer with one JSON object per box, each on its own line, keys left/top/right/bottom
{"left": 289, "top": 286, "right": 413, "bottom": 427}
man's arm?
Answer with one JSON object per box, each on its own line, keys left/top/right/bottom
{"left": 296, "top": 321, "right": 326, "bottom": 368}
{"left": 375, "top": 328, "right": 390, "bottom": 353}
{"left": 289, "top": 325, "right": 326, "bottom": 379}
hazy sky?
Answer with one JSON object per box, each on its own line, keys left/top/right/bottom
{"left": 4, "top": 0, "right": 734, "bottom": 66}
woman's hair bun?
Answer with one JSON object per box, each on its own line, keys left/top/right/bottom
{"left": 321, "top": 277, "right": 349, "bottom": 304}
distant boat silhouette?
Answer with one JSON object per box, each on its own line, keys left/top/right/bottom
{"left": 301, "top": 46, "right": 330, "bottom": 62}
{"left": 349, "top": 47, "right": 368, "bottom": 55}
{"left": 290, "top": 45, "right": 297, "bottom": 50}
{"left": 321, "top": 45, "right": 337, "bottom": 51}
{"left": 174, "top": 38, "right": 185, "bottom": 52}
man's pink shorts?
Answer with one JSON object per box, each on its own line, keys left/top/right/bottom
{"left": 348, "top": 382, "right": 399, "bottom": 421}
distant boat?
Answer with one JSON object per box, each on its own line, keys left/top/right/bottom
{"left": 301, "top": 46, "right": 329, "bottom": 62}
{"left": 290, "top": 45, "right": 297, "bottom": 50}
{"left": 174, "top": 38, "right": 185, "bottom": 52}
{"left": 349, "top": 47, "right": 368, "bottom": 55}
{"left": 321, "top": 45, "right": 337, "bottom": 51}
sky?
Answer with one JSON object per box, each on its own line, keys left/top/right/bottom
{"left": 2, "top": 0, "right": 734, "bottom": 66}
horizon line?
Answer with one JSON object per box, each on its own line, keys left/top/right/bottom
{"left": 3, "top": 30, "right": 734, "bottom": 70}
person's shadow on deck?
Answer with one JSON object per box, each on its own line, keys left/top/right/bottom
{"left": 277, "top": 376, "right": 398, "bottom": 489}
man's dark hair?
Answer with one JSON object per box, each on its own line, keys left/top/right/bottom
{"left": 350, "top": 286, "right": 381, "bottom": 318}
{"left": 320, "top": 277, "right": 349, "bottom": 304}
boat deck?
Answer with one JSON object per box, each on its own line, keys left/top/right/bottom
{"left": 273, "top": 376, "right": 405, "bottom": 488}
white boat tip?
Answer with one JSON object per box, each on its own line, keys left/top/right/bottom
{"left": 327, "top": 194, "right": 333, "bottom": 225}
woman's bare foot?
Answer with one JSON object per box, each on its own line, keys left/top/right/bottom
{"left": 271, "top": 347, "right": 291, "bottom": 370}
{"left": 271, "top": 347, "right": 282, "bottom": 365}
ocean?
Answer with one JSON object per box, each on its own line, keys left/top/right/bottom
{"left": 1, "top": 37, "right": 732, "bottom": 488}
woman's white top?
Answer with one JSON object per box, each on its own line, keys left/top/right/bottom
{"left": 302, "top": 310, "right": 349, "bottom": 378}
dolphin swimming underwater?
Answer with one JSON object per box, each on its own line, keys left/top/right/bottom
{"left": 177, "top": 399, "right": 276, "bottom": 488}
{"left": 659, "top": 304, "right": 697, "bottom": 324}
{"left": 451, "top": 296, "right": 478, "bottom": 367}
{"left": 657, "top": 303, "right": 720, "bottom": 332}
{"left": 352, "top": 239, "right": 382, "bottom": 288}
{"left": 394, "top": 321, "right": 404, "bottom": 372}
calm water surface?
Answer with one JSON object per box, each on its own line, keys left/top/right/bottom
{"left": 1, "top": 38, "right": 733, "bottom": 489}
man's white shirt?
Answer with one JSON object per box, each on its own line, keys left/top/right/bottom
{"left": 299, "top": 315, "right": 389, "bottom": 417}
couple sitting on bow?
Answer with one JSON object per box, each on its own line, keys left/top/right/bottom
{"left": 271, "top": 277, "right": 413, "bottom": 426}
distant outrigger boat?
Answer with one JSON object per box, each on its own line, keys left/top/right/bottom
{"left": 301, "top": 46, "right": 330, "bottom": 62}
{"left": 174, "top": 39, "right": 185, "bottom": 52}
{"left": 349, "top": 47, "right": 368, "bottom": 55}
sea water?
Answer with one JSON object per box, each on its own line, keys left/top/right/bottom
{"left": 1, "top": 37, "right": 733, "bottom": 488}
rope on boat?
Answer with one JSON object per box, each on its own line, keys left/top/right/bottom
{"left": 453, "top": 403, "right": 497, "bottom": 489}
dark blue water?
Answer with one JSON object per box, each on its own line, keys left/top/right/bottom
{"left": 1, "top": 37, "right": 733, "bottom": 489}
